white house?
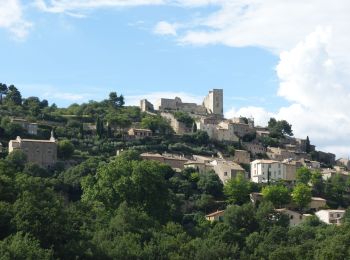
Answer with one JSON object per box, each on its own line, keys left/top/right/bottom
{"left": 250, "top": 159, "right": 297, "bottom": 183}
{"left": 251, "top": 160, "right": 285, "bottom": 183}
{"left": 315, "top": 209, "right": 346, "bottom": 225}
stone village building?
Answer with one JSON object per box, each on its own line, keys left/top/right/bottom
{"left": 8, "top": 132, "right": 57, "bottom": 168}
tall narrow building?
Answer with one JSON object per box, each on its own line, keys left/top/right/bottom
{"left": 203, "top": 89, "right": 224, "bottom": 117}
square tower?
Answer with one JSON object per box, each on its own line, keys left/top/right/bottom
{"left": 203, "top": 89, "right": 223, "bottom": 116}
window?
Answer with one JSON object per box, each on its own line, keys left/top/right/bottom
{"left": 224, "top": 172, "right": 227, "bottom": 177}
{"left": 290, "top": 215, "right": 293, "bottom": 219}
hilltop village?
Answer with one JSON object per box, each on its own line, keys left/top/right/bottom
{"left": 1, "top": 84, "right": 350, "bottom": 258}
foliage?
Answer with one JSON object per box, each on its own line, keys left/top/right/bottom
{"left": 174, "top": 111, "right": 194, "bottom": 128}
{"left": 296, "top": 166, "right": 312, "bottom": 184}
{"left": 262, "top": 185, "right": 291, "bottom": 208}
{"left": 268, "top": 118, "right": 293, "bottom": 138}
{"left": 57, "top": 139, "right": 75, "bottom": 159}
{"left": 224, "top": 173, "right": 251, "bottom": 205}
{"left": 292, "top": 183, "right": 312, "bottom": 210}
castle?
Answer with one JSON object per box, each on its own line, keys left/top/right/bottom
{"left": 140, "top": 89, "right": 224, "bottom": 117}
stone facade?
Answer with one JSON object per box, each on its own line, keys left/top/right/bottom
{"left": 142, "top": 89, "right": 224, "bottom": 117}
{"left": 161, "top": 112, "right": 193, "bottom": 135}
{"left": 156, "top": 97, "right": 207, "bottom": 115}
{"left": 196, "top": 119, "right": 239, "bottom": 142}
{"left": 140, "top": 152, "right": 188, "bottom": 171}
{"left": 243, "top": 141, "right": 267, "bottom": 156}
{"left": 140, "top": 99, "right": 154, "bottom": 112}
{"left": 8, "top": 134, "right": 57, "bottom": 168}
{"left": 210, "top": 159, "right": 246, "bottom": 183}
{"left": 202, "top": 89, "right": 223, "bottom": 116}
{"left": 233, "top": 150, "right": 250, "bottom": 164}
{"left": 266, "top": 147, "right": 310, "bottom": 161}
{"left": 128, "top": 128, "right": 152, "bottom": 139}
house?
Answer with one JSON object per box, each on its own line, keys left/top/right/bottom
{"left": 210, "top": 159, "right": 246, "bottom": 183}
{"left": 128, "top": 128, "right": 152, "bottom": 139}
{"left": 316, "top": 209, "right": 346, "bottom": 225}
{"left": 250, "top": 159, "right": 297, "bottom": 183}
{"left": 205, "top": 210, "right": 225, "bottom": 222}
{"left": 184, "top": 161, "right": 213, "bottom": 174}
{"left": 8, "top": 133, "right": 57, "bottom": 168}
{"left": 266, "top": 147, "right": 310, "bottom": 161}
{"left": 275, "top": 208, "right": 310, "bottom": 226}
{"left": 140, "top": 152, "right": 188, "bottom": 171}
{"left": 196, "top": 119, "right": 239, "bottom": 142}
{"left": 233, "top": 149, "right": 250, "bottom": 164}
{"left": 11, "top": 118, "right": 38, "bottom": 135}
{"left": 337, "top": 158, "right": 350, "bottom": 170}
{"left": 242, "top": 141, "right": 267, "bottom": 156}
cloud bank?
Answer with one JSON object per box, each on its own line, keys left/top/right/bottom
{"left": 0, "top": 0, "right": 31, "bottom": 38}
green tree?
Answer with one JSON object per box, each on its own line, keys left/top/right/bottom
{"left": 4, "top": 85, "right": 22, "bottom": 106}
{"left": 268, "top": 118, "right": 293, "bottom": 138}
{"left": 141, "top": 115, "right": 173, "bottom": 135}
{"left": 82, "top": 158, "right": 173, "bottom": 222}
{"left": 6, "top": 150, "right": 27, "bottom": 172}
{"left": 310, "top": 170, "right": 324, "bottom": 196}
{"left": 306, "top": 136, "right": 311, "bottom": 153}
{"left": 0, "top": 232, "right": 53, "bottom": 260}
{"left": 197, "top": 171, "right": 223, "bottom": 198}
{"left": 58, "top": 140, "right": 75, "bottom": 159}
{"left": 108, "top": 92, "right": 124, "bottom": 109}
{"left": 292, "top": 183, "right": 312, "bottom": 210}
{"left": 174, "top": 111, "right": 194, "bottom": 128}
{"left": 224, "top": 203, "right": 258, "bottom": 235}
{"left": 296, "top": 166, "right": 312, "bottom": 184}
{"left": 261, "top": 185, "right": 290, "bottom": 208}
{"left": 223, "top": 173, "right": 251, "bottom": 205}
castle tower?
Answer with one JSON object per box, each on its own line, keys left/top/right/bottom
{"left": 203, "top": 89, "right": 223, "bottom": 117}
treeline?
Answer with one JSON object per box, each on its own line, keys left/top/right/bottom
{"left": 0, "top": 150, "right": 350, "bottom": 259}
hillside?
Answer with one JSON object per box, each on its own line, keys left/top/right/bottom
{"left": 1, "top": 84, "right": 350, "bottom": 259}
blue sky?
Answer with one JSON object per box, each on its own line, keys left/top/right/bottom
{"left": 0, "top": 2, "right": 283, "bottom": 112}
{"left": 1, "top": 0, "right": 350, "bottom": 157}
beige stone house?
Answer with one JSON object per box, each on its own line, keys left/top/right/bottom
{"left": 233, "top": 149, "right": 250, "bottom": 164}
{"left": 210, "top": 159, "right": 246, "bottom": 183}
{"left": 276, "top": 208, "right": 310, "bottom": 226}
{"left": 128, "top": 128, "right": 152, "bottom": 139}
{"left": 140, "top": 152, "right": 188, "bottom": 171}
{"left": 205, "top": 210, "right": 225, "bottom": 222}
{"left": 8, "top": 134, "right": 57, "bottom": 168}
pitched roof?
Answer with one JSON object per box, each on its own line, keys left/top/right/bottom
{"left": 206, "top": 210, "right": 225, "bottom": 217}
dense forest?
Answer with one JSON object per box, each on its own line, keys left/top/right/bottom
{"left": 1, "top": 84, "right": 350, "bottom": 259}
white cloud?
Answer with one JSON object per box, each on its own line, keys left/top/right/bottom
{"left": 34, "top": 0, "right": 165, "bottom": 13}
{"left": 226, "top": 27, "right": 350, "bottom": 157}
{"left": 153, "top": 21, "right": 178, "bottom": 36}
{"left": 0, "top": 0, "right": 32, "bottom": 39}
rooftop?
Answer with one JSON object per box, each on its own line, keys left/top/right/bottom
{"left": 206, "top": 210, "right": 225, "bottom": 217}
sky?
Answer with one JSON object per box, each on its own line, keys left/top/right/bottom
{"left": 1, "top": 0, "right": 350, "bottom": 158}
